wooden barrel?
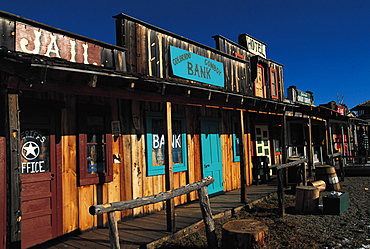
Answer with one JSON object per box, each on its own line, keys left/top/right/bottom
{"left": 308, "top": 180, "right": 326, "bottom": 192}
{"left": 295, "top": 186, "right": 320, "bottom": 213}
{"left": 315, "top": 165, "right": 340, "bottom": 191}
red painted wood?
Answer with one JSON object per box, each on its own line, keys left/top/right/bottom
{"left": 20, "top": 108, "right": 60, "bottom": 249}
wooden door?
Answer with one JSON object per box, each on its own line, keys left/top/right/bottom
{"left": 255, "top": 125, "right": 271, "bottom": 165}
{"left": 200, "top": 119, "right": 223, "bottom": 195}
{"left": 20, "top": 107, "right": 59, "bottom": 248}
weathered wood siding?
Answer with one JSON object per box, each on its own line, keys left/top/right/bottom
{"left": 119, "top": 17, "right": 252, "bottom": 95}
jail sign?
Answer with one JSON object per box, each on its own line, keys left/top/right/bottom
{"left": 20, "top": 130, "right": 50, "bottom": 174}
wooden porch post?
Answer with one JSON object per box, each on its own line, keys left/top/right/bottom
{"left": 308, "top": 117, "right": 313, "bottom": 177}
{"left": 282, "top": 113, "right": 288, "bottom": 163}
{"left": 239, "top": 110, "right": 247, "bottom": 203}
{"left": 164, "top": 102, "right": 175, "bottom": 232}
{"left": 7, "top": 94, "right": 22, "bottom": 248}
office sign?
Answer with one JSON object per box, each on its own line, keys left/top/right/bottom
{"left": 20, "top": 130, "right": 50, "bottom": 174}
{"left": 170, "top": 46, "right": 224, "bottom": 87}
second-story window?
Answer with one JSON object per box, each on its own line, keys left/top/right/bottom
{"left": 255, "top": 64, "right": 265, "bottom": 98}
{"left": 270, "top": 68, "right": 279, "bottom": 99}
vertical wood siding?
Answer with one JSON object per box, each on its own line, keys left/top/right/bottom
{"left": 122, "top": 19, "right": 251, "bottom": 95}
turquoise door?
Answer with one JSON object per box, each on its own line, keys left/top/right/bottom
{"left": 200, "top": 119, "right": 223, "bottom": 195}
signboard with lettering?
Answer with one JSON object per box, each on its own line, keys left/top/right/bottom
{"left": 296, "top": 90, "right": 312, "bottom": 105}
{"left": 15, "top": 21, "right": 101, "bottom": 66}
{"left": 337, "top": 106, "right": 345, "bottom": 115}
{"left": 20, "top": 130, "right": 50, "bottom": 174}
{"left": 239, "top": 34, "right": 266, "bottom": 58}
{"left": 170, "top": 46, "right": 225, "bottom": 87}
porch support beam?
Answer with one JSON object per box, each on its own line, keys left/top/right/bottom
{"left": 164, "top": 101, "right": 175, "bottom": 232}
{"left": 239, "top": 110, "right": 247, "bottom": 203}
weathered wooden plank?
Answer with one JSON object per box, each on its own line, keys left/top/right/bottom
{"left": 239, "top": 110, "right": 247, "bottom": 203}
{"left": 198, "top": 186, "right": 217, "bottom": 249}
{"left": 89, "top": 176, "right": 214, "bottom": 215}
{"left": 79, "top": 185, "right": 97, "bottom": 231}
{"left": 8, "top": 94, "right": 21, "bottom": 248}
{"left": 164, "top": 101, "right": 175, "bottom": 232}
{"left": 108, "top": 212, "right": 120, "bottom": 249}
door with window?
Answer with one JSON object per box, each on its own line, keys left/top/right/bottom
{"left": 20, "top": 105, "right": 60, "bottom": 248}
{"left": 255, "top": 125, "right": 271, "bottom": 165}
{"left": 200, "top": 119, "right": 223, "bottom": 195}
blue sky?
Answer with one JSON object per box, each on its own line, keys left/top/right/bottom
{"left": 3, "top": 0, "right": 370, "bottom": 109}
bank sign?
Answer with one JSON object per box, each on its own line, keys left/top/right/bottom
{"left": 170, "top": 46, "right": 224, "bottom": 87}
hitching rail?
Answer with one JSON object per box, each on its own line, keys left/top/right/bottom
{"left": 274, "top": 158, "right": 308, "bottom": 216}
{"left": 89, "top": 176, "right": 216, "bottom": 249}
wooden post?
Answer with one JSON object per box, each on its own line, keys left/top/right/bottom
{"left": 328, "top": 123, "right": 335, "bottom": 166}
{"left": 164, "top": 102, "right": 175, "bottom": 232}
{"left": 198, "top": 186, "right": 217, "bottom": 249}
{"left": 8, "top": 94, "right": 22, "bottom": 248}
{"left": 308, "top": 117, "right": 313, "bottom": 178}
{"left": 282, "top": 113, "right": 288, "bottom": 164}
{"left": 108, "top": 212, "right": 120, "bottom": 249}
{"left": 277, "top": 169, "right": 285, "bottom": 216}
{"left": 239, "top": 110, "right": 247, "bottom": 203}
{"left": 302, "top": 161, "right": 307, "bottom": 186}
{"left": 339, "top": 155, "right": 344, "bottom": 181}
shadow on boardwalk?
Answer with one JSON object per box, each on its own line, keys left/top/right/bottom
{"left": 31, "top": 180, "right": 278, "bottom": 249}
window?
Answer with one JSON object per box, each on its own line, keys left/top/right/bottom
{"left": 232, "top": 118, "right": 240, "bottom": 162}
{"left": 78, "top": 106, "right": 113, "bottom": 186}
{"left": 254, "top": 64, "right": 265, "bottom": 98}
{"left": 146, "top": 112, "right": 187, "bottom": 176}
{"left": 270, "top": 68, "right": 279, "bottom": 99}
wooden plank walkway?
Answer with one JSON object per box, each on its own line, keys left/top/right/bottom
{"left": 31, "top": 180, "right": 278, "bottom": 249}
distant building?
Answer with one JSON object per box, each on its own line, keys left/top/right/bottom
{"left": 351, "top": 100, "right": 370, "bottom": 120}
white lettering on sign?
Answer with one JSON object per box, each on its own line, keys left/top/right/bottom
{"left": 16, "top": 22, "right": 101, "bottom": 65}
{"left": 244, "top": 35, "right": 266, "bottom": 58}
{"left": 152, "top": 134, "right": 182, "bottom": 149}
{"left": 21, "top": 161, "right": 45, "bottom": 174}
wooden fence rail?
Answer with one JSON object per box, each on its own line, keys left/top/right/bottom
{"left": 275, "top": 158, "right": 308, "bottom": 216}
{"left": 89, "top": 176, "right": 216, "bottom": 249}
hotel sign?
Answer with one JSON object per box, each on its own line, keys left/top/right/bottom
{"left": 15, "top": 21, "right": 101, "bottom": 66}
{"left": 240, "top": 34, "right": 266, "bottom": 58}
{"left": 170, "top": 46, "right": 225, "bottom": 87}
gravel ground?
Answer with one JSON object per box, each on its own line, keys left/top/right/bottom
{"left": 160, "top": 176, "right": 370, "bottom": 249}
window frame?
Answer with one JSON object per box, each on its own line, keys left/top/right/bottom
{"left": 145, "top": 112, "right": 187, "bottom": 176}
{"left": 78, "top": 105, "right": 113, "bottom": 186}
{"left": 254, "top": 64, "right": 265, "bottom": 98}
{"left": 270, "top": 67, "right": 279, "bottom": 99}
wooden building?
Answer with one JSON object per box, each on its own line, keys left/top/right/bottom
{"left": 0, "top": 11, "right": 362, "bottom": 248}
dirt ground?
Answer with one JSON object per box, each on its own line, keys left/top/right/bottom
{"left": 159, "top": 176, "right": 370, "bottom": 249}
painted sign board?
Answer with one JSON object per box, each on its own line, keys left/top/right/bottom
{"left": 296, "top": 90, "right": 312, "bottom": 105}
{"left": 337, "top": 106, "right": 345, "bottom": 115}
{"left": 20, "top": 130, "right": 50, "bottom": 174}
{"left": 170, "top": 46, "right": 225, "bottom": 87}
{"left": 239, "top": 34, "right": 266, "bottom": 58}
{"left": 15, "top": 21, "right": 101, "bottom": 66}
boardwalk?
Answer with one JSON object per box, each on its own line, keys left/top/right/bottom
{"left": 32, "top": 180, "right": 278, "bottom": 249}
